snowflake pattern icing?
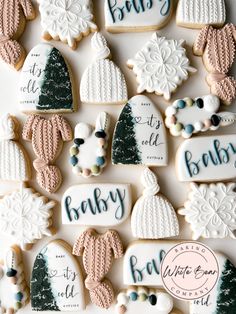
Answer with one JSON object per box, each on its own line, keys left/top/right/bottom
{"left": 39, "top": 0, "right": 97, "bottom": 48}
{"left": 0, "top": 184, "right": 55, "bottom": 250}
{"left": 179, "top": 183, "right": 236, "bottom": 240}
{"left": 127, "top": 33, "right": 196, "bottom": 100}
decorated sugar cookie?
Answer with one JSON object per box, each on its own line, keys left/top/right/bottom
{"left": 176, "top": 134, "right": 236, "bottom": 182}
{"left": 179, "top": 182, "right": 236, "bottom": 240}
{"left": 23, "top": 114, "right": 73, "bottom": 193}
{"left": 31, "top": 240, "right": 85, "bottom": 311}
{"left": 0, "top": 184, "right": 56, "bottom": 250}
{"left": 0, "top": 246, "right": 29, "bottom": 313}
{"left": 80, "top": 32, "right": 128, "bottom": 104}
{"left": 127, "top": 33, "right": 196, "bottom": 100}
{"left": 38, "top": 0, "right": 97, "bottom": 49}
{"left": 112, "top": 95, "right": 168, "bottom": 166}
{"left": 105, "top": 0, "right": 172, "bottom": 32}
{"left": 0, "top": 0, "right": 35, "bottom": 70}
{"left": 131, "top": 168, "right": 179, "bottom": 239}
{"left": 62, "top": 184, "right": 132, "bottom": 226}
{"left": 176, "top": 0, "right": 226, "bottom": 29}
{"left": 193, "top": 23, "right": 236, "bottom": 105}
{"left": 165, "top": 95, "right": 236, "bottom": 138}
{"left": 73, "top": 228, "right": 124, "bottom": 309}
{"left": 19, "top": 44, "right": 75, "bottom": 113}
{"left": 70, "top": 112, "right": 110, "bottom": 178}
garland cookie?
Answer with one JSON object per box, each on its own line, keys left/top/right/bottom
{"left": 73, "top": 228, "right": 124, "bottom": 309}
{"left": 105, "top": 0, "right": 173, "bottom": 32}
{"left": 31, "top": 240, "right": 85, "bottom": 311}
{"left": 38, "top": 0, "right": 97, "bottom": 49}
{"left": 0, "top": 0, "right": 35, "bottom": 70}
{"left": 80, "top": 32, "right": 128, "bottom": 104}
{"left": 127, "top": 33, "right": 196, "bottom": 100}
{"left": 19, "top": 44, "right": 76, "bottom": 113}
{"left": 22, "top": 114, "right": 73, "bottom": 193}
{"left": 70, "top": 112, "right": 110, "bottom": 178}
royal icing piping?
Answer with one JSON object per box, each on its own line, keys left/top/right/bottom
{"left": 22, "top": 114, "right": 73, "bottom": 193}
{"left": 127, "top": 33, "right": 196, "bottom": 100}
{"left": 31, "top": 240, "right": 85, "bottom": 311}
{"left": 73, "top": 229, "right": 124, "bottom": 309}
{"left": 19, "top": 43, "right": 75, "bottom": 113}
{"left": 70, "top": 112, "right": 110, "bottom": 178}
{"left": 0, "top": 184, "right": 56, "bottom": 250}
{"left": 112, "top": 95, "right": 168, "bottom": 166}
{"left": 131, "top": 168, "right": 179, "bottom": 239}
{"left": 62, "top": 184, "right": 132, "bottom": 226}
{"left": 38, "top": 0, "right": 97, "bottom": 49}
{"left": 80, "top": 32, "right": 128, "bottom": 104}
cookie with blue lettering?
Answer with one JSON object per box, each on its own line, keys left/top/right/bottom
{"left": 105, "top": 0, "right": 173, "bottom": 33}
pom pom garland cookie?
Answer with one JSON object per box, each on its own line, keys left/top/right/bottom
{"left": 19, "top": 44, "right": 76, "bottom": 113}
{"left": 80, "top": 32, "right": 128, "bottom": 104}
{"left": 70, "top": 112, "right": 110, "bottom": 178}
{"left": 38, "top": 0, "right": 97, "bottom": 49}
{"left": 0, "top": 0, "right": 35, "bottom": 70}
{"left": 127, "top": 33, "right": 196, "bottom": 100}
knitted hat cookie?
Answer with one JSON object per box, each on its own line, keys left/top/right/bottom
{"left": 0, "top": 0, "right": 35, "bottom": 70}
{"left": 176, "top": 0, "right": 226, "bottom": 29}
{"left": 38, "top": 0, "right": 97, "bottom": 49}
{"left": 31, "top": 240, "right": 85, "bottom": 311}
{"left": 131, "top": 168, "right": 179, "bottom": 239}
{"left": 112, "top": 95, "right": 168, "bottom": 166}
{"left": 70, "top": 112, "right": 110, "bottom": 178}
{"left": 19, "top": 44, "right": 76, "bottom": 113}
{"left": 127, "top": 33, "right": 196, "bottom": 100}
{"left": 80, "top": 32, "right": 128, "bottom": 104}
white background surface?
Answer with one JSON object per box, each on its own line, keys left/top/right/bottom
{"left": 0, "top": 0, "right": 236, "bottom": 313}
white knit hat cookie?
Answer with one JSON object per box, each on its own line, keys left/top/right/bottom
{"left": 131, "top": 168, "right": 179, "bottom": 239}
{"left": 80, "top": 32, "right": 128, "bottom": 105}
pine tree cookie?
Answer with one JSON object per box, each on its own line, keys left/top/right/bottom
{"left": 112, "top": 95, "right": 168, "bottom": 166}
{"left": 127, "top": 33, "right": 196, "bottom": 100}
{"left": 0, "top": 0, "right": 35, "bottom": 70}
{"left": 80, "top": 32, "right": 128, "bottom": 104}
{"left": 31, "top": 240, "right": 85, "bottom": 311}
{"left": 131, "top": 168, "right": 179, "bottom": 239}
{"left": 19, "top": 44, "right": 76, "bottom": 113}
{"left": 38, "top": 0, "right": 97, "bottom": 49}
{"left": 105, "top": 0, "right": 173, "bottom": 33}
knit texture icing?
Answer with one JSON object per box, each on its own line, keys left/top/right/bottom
{"left": 131, "top": 168, "right": 179, "bottom": 239}
{"left": 73, "top": 229, "right": 123, "bottom": 309}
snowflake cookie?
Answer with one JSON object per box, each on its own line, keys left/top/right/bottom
{"left": 38, "top": 0, "right": 98, "bottom": 49}
{"left": 127, "top": 33, "right": 196, "bottom": 100}
{"left": 179, "top": 183, "right": 236, "bottom": 240}
{"left": 0, "top": 184, "right": 56, "bottom": 250}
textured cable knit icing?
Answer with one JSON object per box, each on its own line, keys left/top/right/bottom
{"left": 0, "top": 0, "right": 35, "bottom": 69}
{"left": 131, "top": 168, "right": 179, "bottom": 239}
{"left": 193, "top": 23, "right": 236, "bottom": 105}
{"left": 80, "top": 32, "right": 128, "bottom": 104}
{"left": 22, "top": 114, "right": 72, "bottom": 193}
{"left": 0, "top": 113, "right": 31, "bottom": 182}
{"left": 73, "top": 228, "right": 124, "bottom": 309}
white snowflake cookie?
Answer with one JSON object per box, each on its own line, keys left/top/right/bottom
{"left": 179, "top": 182, "right": 236, "bottom": 240}
{"left": 127, "top": 33, "right": 196, "bottom": 100}
{"left": 38, "top": 0, "right": 98, "bottom": 49}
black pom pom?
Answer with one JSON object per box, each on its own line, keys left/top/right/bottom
{"left": 148, "top": 294, "right": 157, "bottom": 306}
{"left": 95, "top": 130, "right": 106, "bottom": 138}
{"left": 211, "top": 114, "right": 221, "bottom": 126}
{"left": 196, "top": 98, "right": 204, "bottom": 108}
{"left": 74, "top": 138, "right": 84, "bottom": 146}
{"left": 7, "top": 268, "right": 17, "bottom": 277}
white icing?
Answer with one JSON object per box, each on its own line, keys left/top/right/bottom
{"left": 62, "top": 184, "right": 132, "bottom": 226}
{"left": 91, "top": 32, "right": 111, "bottom": 60}
{"left": 105, "top": 0, "right": 172, "bottom": 31}
{"left": 0, "top": 113, "right": 15, "bottom": 140}
{"left": 127, "top": 33, "right": 196, "bottom": 100}
{"left": 176, "top": 0, "right": 226, "bottom": 28}
{"left": 176, "top": 134, "right": 236, "bottom": 182}
{"left": 38, "top": 0, "right": 97, "bottom": 48}
{"left": 0, "top": 184, "right": 55, "bottom": 250}
{"left": 131, "top": 168, "right": 179, "bottom": 239}
{"left": 179, "top": 182, "right": 236, "bottom": 240}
